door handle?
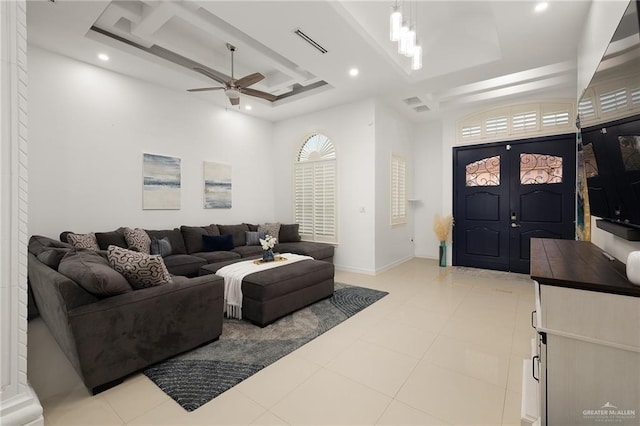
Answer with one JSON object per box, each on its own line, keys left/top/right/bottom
{"left": 531, "top": 310, "right": 537, "bottom": 329}
{"left": 532, "top": 355, "right": 540, "bottom": 382}
{"left": 511, "top": 223, "right": 521, "bottom": 228}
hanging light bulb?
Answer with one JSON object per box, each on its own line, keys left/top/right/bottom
{"left": 390, "top": 6, "right": 402, "bottom": 41}
{"left": 412, "top": 44, "right": 422, "bottom": 70}
{"left": 405, "top": 27, "right": 416, "bottom": 57}
{"left": 398, "top": 20, "right": 409, "bottom": 55}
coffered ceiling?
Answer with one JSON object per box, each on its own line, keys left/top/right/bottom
{"left": 26, "top": 0, "right": 593, "bottom": 122}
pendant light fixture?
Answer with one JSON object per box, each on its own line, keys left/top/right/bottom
{"left": 390, "top": 0, "right": 422, "bottom": 71}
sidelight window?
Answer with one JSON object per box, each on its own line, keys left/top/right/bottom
{"left": 466, "top": 156, "right": 500, "bottom": 187}
{"left": 520, "top": 153, "right": 563, "bottom": 184}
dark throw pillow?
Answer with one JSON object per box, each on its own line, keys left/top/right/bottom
{"left": 202, "top": 234, "right": 234, "bottom": 252}
{"left": 279, "top": 224, "right": 301, "bottom": 243}
{"left": 58, "top": 250, "right": 132, "bottom": 296}
{"left": 37, "top": 247, "right": 72, "bottom": 270}
{"left": 150, "top": 237, "right": 172, "bottom": 258}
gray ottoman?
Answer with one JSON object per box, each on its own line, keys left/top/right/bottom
{"left": 200, "top": 259, "right": 334, "bottom": 327}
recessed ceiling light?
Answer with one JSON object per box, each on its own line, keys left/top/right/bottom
{"left": 98, "top": 53, "right": 109, "bottom": 61}
{"left": 245, "top": 105, "right": 252, "bottom": 111}
{"left": 535, "top": 2, "right": 548, "bottom": 12}
{"left": 349, "top": 68, "right": 359, "bottom": 77}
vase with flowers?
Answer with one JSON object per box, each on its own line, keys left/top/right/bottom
{"left": 259, "top": 234, "right": 277, "bottom": 262}
{"left": 433, "top": 214, "right": 453, "bottom": 267}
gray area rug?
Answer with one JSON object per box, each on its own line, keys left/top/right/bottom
{"left": 144, "top": 283, "right": 388, "bottom": 411}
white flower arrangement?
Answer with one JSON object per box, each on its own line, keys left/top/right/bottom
{"left": 259, "top": 234, "right": 277, "bottom": 251}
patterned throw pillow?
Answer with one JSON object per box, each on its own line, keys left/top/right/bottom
{"left": 67, "top": 233, "right": 99, "bottom": 250}
{"left": 245, "top": 231, "right": 267, "bottom": 246}
{"left": 258, "top": 223, "right": 281, "bottom": 243}
{"left": 107, "top": 245, "right": 170, "bottom": 289}
{"left": 124, "top": 228, "right": 151, "bottom": 254}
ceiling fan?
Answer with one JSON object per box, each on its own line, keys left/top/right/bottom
{"left": 187, "top": 43, "right": 277, "bottom": 106}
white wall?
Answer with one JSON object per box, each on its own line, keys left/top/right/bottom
{"left": 28, "top": 46, "right": 275, "bottom": 238}
{"left": 374, "top": 101, "right": 415, "bottom": 271}
{"left": 413, "top": 121, "right": 444, "bottom": 259}
{"left": 272, "top": 99, "right": 376, "bottom": 273}
{"left": 577, "top": 0, "right": 630, "bottom": 99}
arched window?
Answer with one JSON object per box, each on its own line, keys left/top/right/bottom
{"left": 294, "top": 134, "right": 337, "bottom": 243}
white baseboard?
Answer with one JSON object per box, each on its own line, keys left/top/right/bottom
{"left": 374, "top": 255, "right": 414, "bottom": 274}
{"left": 414, "top": 253, "right": 438, "bottom": 260}
{"left": 0, "top": 385, "right": 43, "bottom": 426}
{"left": 334, "top": 264, "right": 377, "bottom": 275}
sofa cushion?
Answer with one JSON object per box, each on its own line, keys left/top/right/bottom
{"left": 275, "top": 241, "right": 334, "bottom": 260}
{"left": 191, "top": 251, "right": 241, "bottom": 263}
{"left": 162, "top": 254, "right": 207, "bottom": 277}
{"left": 245, "top": 223, "right": 259, "bottom": 232}
{"left": 37, "top": 247, "right": 71, "bottom": 270}
{"left": 245, "top": 231, "right": 267, "bottom": 246}
{"left": 258, "top": 223, "right": 281, "bottom": 243}
{"left": 217, "top": 224, "right": 249, "bottom": 247}
{"left": 180, "top": 225, "right": 220, "bottom": 254}
{"left": 67, "top": 233, "right": 100, "bottom": 251}
{"left": 145, "top": 229, "right": 187, "bottom": 255}
{"left": 279, "top": 224, "right": 301, "bottom": 243}
{"left": 124, "top": 228, "right": 151, "bottom": 254}
{"left": 59, "top": 249, "right": 132, "bottom": 296}
{"left": 95, "top": 228, "right": 128, "bottom": 250}
{"left": 150, "top": 237, "right": 172, "bottom": 258}
{"left": 231, "top": 245, "right": 264, "bottom": 258}
{"left": 203, "top": 234, "right": 234, "bottom": 252}
{"left": 107, "top": 246, "right": 171, "bottom": 289}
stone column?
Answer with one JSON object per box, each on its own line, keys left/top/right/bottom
{"left": 0, "top": 1, "right": 43, "bottom": 425}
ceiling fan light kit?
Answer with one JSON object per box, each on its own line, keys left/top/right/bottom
{"left": 187, "top": 43, "right": 276, "bottom": 106}
{"left": 389, "top": 1, "right": 422, "bottom": 70}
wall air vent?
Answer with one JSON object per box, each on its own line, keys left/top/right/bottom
{"left": 293, "top": 28, "right": 328, "bottom": 54}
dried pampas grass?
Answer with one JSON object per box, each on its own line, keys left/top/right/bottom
{"left": 433, "top": 214, "right": 453, "bottom": 242}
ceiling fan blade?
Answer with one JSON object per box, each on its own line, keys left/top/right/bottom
{"left": 230, "top": 97, "right": 240, "bottom": 106}
{"left": 235, "top": 72, "right": 265, "bottom": 89}
{"left": 193, "top": 67, "right": 228, "bottom": 85}
{"left": 187, "top": 87, "right": 225, "bottom": 92}
{"left": 242, "top": 87, "right": 277, "bottom": 102}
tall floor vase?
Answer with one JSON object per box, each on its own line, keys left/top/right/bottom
{"left": 439, "top": 241, "right": 447, "bottom": 267}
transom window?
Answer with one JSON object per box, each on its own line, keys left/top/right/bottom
{"left": 294, "top": 134, "right": 337, "bottom": 243}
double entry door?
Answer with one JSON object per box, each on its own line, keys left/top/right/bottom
{"left": 453, "top": 134, "right": 576, "bottom": 274}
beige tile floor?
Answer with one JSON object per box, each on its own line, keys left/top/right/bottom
{"left": 28, "top": 258, "right": 536, "bottom": 426}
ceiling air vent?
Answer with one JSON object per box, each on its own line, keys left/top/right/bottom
{"left": 414, "top": 105, "right": 430, "bottom": 113}
{"left": 293, "top": 28, "right": 328, "bottom": 54}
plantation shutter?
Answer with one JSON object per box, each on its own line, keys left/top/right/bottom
{"left": 294, "top": 134, "right": 337, "bottom": 243}
{"left": 391, "top": 155, "right": 407, "bottom": 225}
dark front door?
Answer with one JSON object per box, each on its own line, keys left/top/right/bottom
{"left": 453, "top": 134, "right": 576, "bottom": 273}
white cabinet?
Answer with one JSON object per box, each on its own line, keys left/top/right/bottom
{"left": 528, "top": 238, "right": 640, "bottom": 425}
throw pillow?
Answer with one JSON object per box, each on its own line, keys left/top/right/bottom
{"left": 258, "top": 223, "right": 281, "bottom": 243}
{"left": 202, "top": 234, "right": 234, "bottom": 252}
{"left": 58, "top": 249, "right": 132, "bottom": 296}
{"left": 67, "top": 233, "right": 99, "bottom": 250}
{"left": 107, "top": 245, "right": 171, "bottom": 289}
{"left": 37, "top": 247, "right": 71, "bottom": 270}
{"left": 124, "top": 228, "right": 151, "bottom": 254}
{"left": 150, "top": 237, "right": 172, "bottom": 258}
{"left": 245, "top": 231, "right": 267, "bottom": 246}
{"left": 95, "top": 228, "right": 128, "bottom": 250}
{"left": 279, "top": 224, "right": 301, "bottom": 243}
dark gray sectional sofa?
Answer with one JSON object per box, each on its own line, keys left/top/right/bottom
{"left": 28, "top": 223, "right": 334, "bottom": 394}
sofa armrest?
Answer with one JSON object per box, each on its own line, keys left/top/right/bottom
{"left": 66, "top": 275, "right": 224, "bottom": 390}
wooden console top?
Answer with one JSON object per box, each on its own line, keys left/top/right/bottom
{"left": 530, "top": 238, "right": 640, "bottom": 298}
